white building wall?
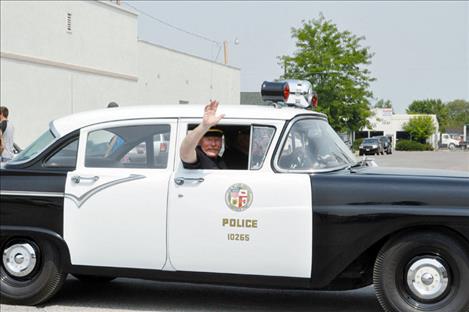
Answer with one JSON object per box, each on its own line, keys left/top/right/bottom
{"left": 364, "top": 108, "right": 440, "bottom": 148}
{"left": 1, "top": 0, "right": 138, "bottom": 76}
{"left": 1, "top": 1, "right": 240, "bottom": 147}
{"left": 137, "top": 41, "right": 240, "bottom": 105}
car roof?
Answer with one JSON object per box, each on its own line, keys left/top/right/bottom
{"left": 51, "top": 104, "right": 326, "bottom": 137}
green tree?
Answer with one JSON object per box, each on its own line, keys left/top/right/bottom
{"left": 279, "top": 14, "right": 375, "bottom": 132}
{"left": 406, "top": 99, "right": 448, "bottom": 131}
{"left": 403, "top": 116, "right": 436, "bottom": 143}
{"left": 445, "top": 99, "right": 469, "bottom": 130}
{"left": 374, "top": 99, "right": 392, "bottom": 109}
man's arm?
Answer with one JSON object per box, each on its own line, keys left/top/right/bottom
{"left": 180, "top": 100, "right": 224, "bottom": 164}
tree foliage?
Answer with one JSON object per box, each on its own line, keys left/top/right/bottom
{"left": 279, "top": 15, "right": 375, "bottom": 132}
{"left": 406, "top": 99, "right": 448, "bottom": 131}
{"left": 374, "top": 99, "right": 392, "bottom": 109}
{"left": 403, "top": 116, "right": 436, "bottom": 143}
{"left": 445, "top": 99, "right": 469, "bottom": 130}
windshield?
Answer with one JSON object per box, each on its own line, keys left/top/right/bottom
{"left": 277, "top": 118, "right": 356, "bottom": 171}
{"left": 363, "top": 138, "right": 379, "bottom": 144}
{"left": 11, "top": 130, "right": 56, "bottom": 163}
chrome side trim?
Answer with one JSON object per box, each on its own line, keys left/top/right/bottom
{"left": 64, "top": 174, "right": 146, "bottom": 208}
{"left": 0, "top": 191, "right": 64, "bottom": 198}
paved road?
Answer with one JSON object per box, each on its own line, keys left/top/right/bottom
{"left": 2, "top": 150, "right": 468, "bottom": 312}
{"left": 372, "top": 150, "right": 469, "bottom": 171}
{"left": 2, "top": 277, "right": 380, "bottom": 312}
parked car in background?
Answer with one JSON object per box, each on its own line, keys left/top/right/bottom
{"left": 359, "top": 137, "right": 384, "bottom": 156}
{"left": 372, "top": 136, "right": 392, "bottom": 154}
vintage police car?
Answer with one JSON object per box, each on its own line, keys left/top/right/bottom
{"left": 1, "top": 87, "right": 469, "bottom": 312}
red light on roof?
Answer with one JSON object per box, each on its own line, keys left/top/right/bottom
{"left": 312, "top": 95, "right": 318, "bottom": 108}
{"left": 283, "top": 83, "right": 290, "bottom": 101}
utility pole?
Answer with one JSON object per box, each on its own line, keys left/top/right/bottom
{"left": 223, "top": 41, "right": 228, "bottom": 65}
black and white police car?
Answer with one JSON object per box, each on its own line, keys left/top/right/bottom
{"left": 1, "top": 81, "right": 469, "bottom": 312}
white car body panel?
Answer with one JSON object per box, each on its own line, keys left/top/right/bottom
{"left": 166, "top": 120, "right": 312, "bottom": 278}
{"left": 64, "top": 119, "right": 177, "bottom": 269}
{"left": 51, "top": 105, "right": 326, "bottom": 139}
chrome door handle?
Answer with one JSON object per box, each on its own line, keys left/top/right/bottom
{"left": 174, "top": 177, "right": 204, "bottom": 186}
{"left": 71, "top": 175, "right": 99, "bottom": 184}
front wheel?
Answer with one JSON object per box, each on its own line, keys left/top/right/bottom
{"left": 448, "top": 143, "right": 456, "bottom": 150}
{"left": 373, "top": 232, "right": 469, "bottom": 312}
{"left": 1, "top": 238, "right": 66, "bottom": 305}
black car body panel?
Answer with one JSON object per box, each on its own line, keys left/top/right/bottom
{"left": 309, "top": 167, "right": 469, "bottom": 289}
{"left": 0, "top": 169, "right": 66, "bottom": 236}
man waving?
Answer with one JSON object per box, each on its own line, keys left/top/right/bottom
{"left": 180, "top": 100, "right": 226, "bottom": 169}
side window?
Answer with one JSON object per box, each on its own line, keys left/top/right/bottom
{"left": 250, "top": 126, "right": 275, "bottom": 170}
{"left": 85, "top": 124, "right": 171, "bottom": 169}
{"left": 44, "top": 139, "right": 78, "bottom": 168}
{"left": 278, "top": 128, "right": 308, "bottom": 170}
{"left": 277, "top": 119, "right": 355, "bottom": 171}
{"left": 189, "top": 124, "right": 275, "bottom": 170}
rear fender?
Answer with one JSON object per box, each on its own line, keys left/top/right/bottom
{"left": 0, "top": 225, "right": 71, "bottom": 271}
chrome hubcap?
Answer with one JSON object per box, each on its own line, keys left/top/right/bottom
{"left": 406, "top": 258, "right": 449, "bottom": 300}
{"left": 2, "top": 243, "right": 37, "bottom": 277}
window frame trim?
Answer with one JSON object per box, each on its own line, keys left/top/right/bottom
{"left": 42, "top": 136, "right": 79, "bottom": 169}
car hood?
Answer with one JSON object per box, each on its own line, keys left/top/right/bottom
{"left": 355, "top": 166, "right": 469, "bottom": 179}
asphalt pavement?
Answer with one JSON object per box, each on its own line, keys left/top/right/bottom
{"left": 371, "top": 150, "right": 469, "bottom": 171}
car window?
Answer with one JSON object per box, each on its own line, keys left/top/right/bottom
{"left": 250, "top": 126, "right": 275, "bottom": 170}
{"left": 44, "top": 139, "right": 78, "bottom": 168}
{"left": 187, "top": 124, "right": 275, "bottom": 170}
{"left": 85, "top": 124, "right": 171, "bottom": 168}
{"left": 278, "top": 119, "right": 355, "bottom": 171}
{"left": 11, "top": 130, "right": 55, "bottom": 163}
{"left": 364, "top": 139, "right": 379, "bottom": 144}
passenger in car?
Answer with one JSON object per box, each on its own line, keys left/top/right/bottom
{"left": 223, "top": 128, "right": 250, "bottom": 169}
{"left": 180, "top": 100, "right": 227, "bottom": 169}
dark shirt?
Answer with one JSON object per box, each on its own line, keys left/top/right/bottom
{"left": 182, "top": 146, "right": 227, "bottom": 169}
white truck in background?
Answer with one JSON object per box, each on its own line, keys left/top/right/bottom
{"left": 440, "top": 125, "right": 469, "bottom": 150}
{"left": 440, "top": 133, "right": 461, "bottom": 150}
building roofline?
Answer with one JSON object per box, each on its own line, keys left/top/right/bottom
{"left": 95, "top": 1, "right": 138, "bottom": 16}
{"left": 138, "top": 40, "right": 240, "bottom": 71}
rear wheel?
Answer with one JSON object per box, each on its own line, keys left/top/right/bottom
{"left": 0, "top": 238, "right": 66, "bottom": 305}
{"left": 373, "top": 232, "right": 469, "bottom": 312}
{"left": 448, "top": 143, "right": 456, "bottom": 150}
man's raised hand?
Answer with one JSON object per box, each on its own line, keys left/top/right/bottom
{"left": 202, "top": 100, "right": 225, "bottom": 128}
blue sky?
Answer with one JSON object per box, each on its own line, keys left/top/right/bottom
{"left": 125, "top": 1, "right": 468, "bottom": 113}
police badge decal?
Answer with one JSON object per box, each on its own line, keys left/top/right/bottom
{"left": 225, "top": 183, "right": 253, "bottom": 212}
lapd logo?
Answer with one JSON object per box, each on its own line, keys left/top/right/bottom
{"left": 225, "top": 183, "right": 253, "bottom": 212}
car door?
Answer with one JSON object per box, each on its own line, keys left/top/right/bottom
{"left": 167, "top": 119, "right": 312, "bottom": 278}
{"left": 64, "top": 119, "right": 177, "bottom": 269}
